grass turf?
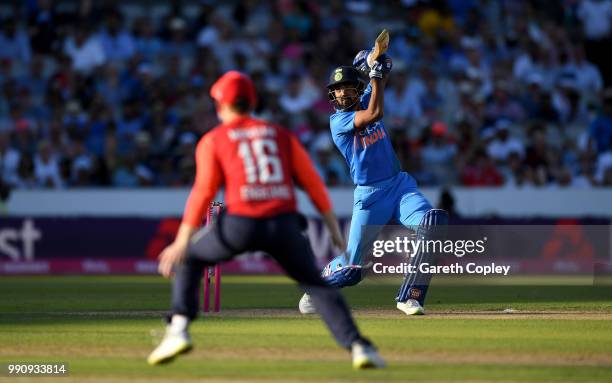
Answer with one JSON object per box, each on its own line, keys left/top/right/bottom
{"left": 0, "top": 275, "right": 611, "bottom": 382}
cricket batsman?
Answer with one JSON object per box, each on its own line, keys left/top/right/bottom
{"left": 298, "top": 30, "right": 448, "bottom": 316}
{"left": 147, "top": 71, "right": 385, "bottom": 369}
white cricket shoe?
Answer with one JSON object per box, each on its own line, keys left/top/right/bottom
{"left": 147, "top": 327, "right": 192, "bottom": 365}
{"left": 298, "top": 293, "right": 316, "bottom": 314}
{"left": 352, "top": 341, "right": 386, "bottom": 369}
{"left": 397, "top": 299, "right": 425, "bottom": 315}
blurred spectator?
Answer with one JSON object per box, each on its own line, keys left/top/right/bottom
{"left": 438, "top": 188, "right": 459, "bottom": 218}
{"left": 0, "top": 17, "right": 31, "bottom": 64}
{"left": 572, "top": 152, "right": 596, "bottom": 188}
{"left": 156, "top": 158, "right": 175, "bottom": 186}
{"left": 601, "top": 167, "right": 612, "bottom": 185}
{"left": 63, "top": 25, "right": 106, "bottom": 74}
{"left": 520, "top": 73, "right": 559, "bottom": 122}
{"left": 164, "top": 17, "right": 194, "bottom": 58}
{"left": 97, "top": 64, "right": 127, "bottom": 115}
{"left": 176, "top": 156, "right": 195, "bottom": 186}
{"left": 567, "top": 43, "right": 603, "bottom": 97}
{"left": 409, "top": 151, "right": 438, "bottom": 187}
{"left": 524, "top": 125, "right": 551, "bottom": 186}
{"left": 420, "top": 121, "right": 456, "bottom": 185}
{"left": 500, "top": 151, "right": 523, "bottom": 186}
{"left": 17, "top": 56, "right": 48, "bottom": 105}
{"left": 486, "top": 120, "right": 525, "bottom": 162}
{"left": 97, "top": 10, "right": 135, "bottom": 63}
{"left": 279, "top": 74, "right": 317, "bottom": 115}
{"left": 45, "top": 55, "right": 74, "bottom": 110}
{"left": 0, "top": 131, "right": 20, "bottom": 186}
{"left": 551, "top": 75, "right": 590, "bottom": 127}
{"left": 385, "top": 70, "right": 422, "bottom": 130}
{"left": 0, "top": 178, "right": 9, "bottom": 214}
{"left": 550, "top": 166, "right": 573, "bottom": 188}
{"left": 112, "top": 154, "right": 153, "bottom": 187}
{"left": 14, "top": 153, "right": 36, "bottom": 188}
{"left": 450, "top": 36, "right": 491, "bottom": 85}
{"left": 595, "top": 138, "right": 612, "bottom": 184}
{"left": 417, "top": 70, "right": 447, "bottom": 121}
{"left": 578, "top": 0, "right": 612, "bottom": 85}
{"left": 71, "top": 138, "right": 94, "bottom": 186}
{"left": 34, "top": 141, "right": 63, "bottom": 188}
{"left": 461, "top": 149, "right": 504, "bottom": 186}
{"left": 0, "top": 0, "right": 609, "bottom": 190}
{"left": 26, "top": 0, "right": 58, "bottom": 55}
{"left": 116, "top": 99, "right": 145, "bottom": 152}
{"left": 311, "top": 138, "right": 349, "bottom": 185}
{"left": 513, "top": 41, "right": 547, "bottom": 87}
{"left": 588, "top": 88, "right": 612, "bottom": 153}
{"left": 418, "top": 2, "right": 455, "bottom": 38}
{"left": 133, "top": 17, "right": 163, "bottom": 62}
{"left": 485, "top": 80, "right": 525, "bottom": 123}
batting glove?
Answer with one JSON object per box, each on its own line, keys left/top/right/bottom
{"left": 353, "top": 49, "right": 370, "bottom": 75}
{"left": 369, "top": 61, "right": 383, "bottom": 79}
{"left": 380, "top": 55, "right": 393, "bottom": 74}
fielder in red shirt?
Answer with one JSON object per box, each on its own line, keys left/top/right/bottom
{"left": 148, "top": 71, "right": 385, "bottom": 369}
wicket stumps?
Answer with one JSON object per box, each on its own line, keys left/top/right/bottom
{"left": 202, "top": 202, "right": 222, "bottom": 313}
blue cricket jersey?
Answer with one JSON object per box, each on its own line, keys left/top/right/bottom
{"left": 330, "top": 84, "right": 401, "bottom": 186}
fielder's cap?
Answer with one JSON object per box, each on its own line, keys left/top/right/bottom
{"left": 210, "top": 70, "right": 257, "bottom": 110}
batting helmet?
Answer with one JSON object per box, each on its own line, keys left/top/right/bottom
{"left": 326, "top": 66, "right": 366, "bottom": 91}
{"left": 210, "top": 71, "right": 257, "bottom": 110}
{"left": 326, "top": 66, "right": 366, "bottom": 111}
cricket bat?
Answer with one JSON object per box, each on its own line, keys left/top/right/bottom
{"left": 366, "top": 29, "right": 390, "bottom": 68}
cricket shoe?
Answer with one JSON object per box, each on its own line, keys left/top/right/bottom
{"left": 397, "top": 299, "right": 425, "bottom": 316}
{"left": 352, "top": 341, "right": 386, "bottom": 369}
{"left": 298, "top": 293, "right": 316, "bottom": 314}
{"left": 147, "top": 327, "right": 192, "bottom": 365}
{"left": 366, "top": 29, "right": 390, "bottom": 68}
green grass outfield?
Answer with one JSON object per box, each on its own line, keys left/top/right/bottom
{"left": 1, "top": 275, "right": 611, "bottom": 382}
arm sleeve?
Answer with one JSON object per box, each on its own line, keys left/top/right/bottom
{"left": 181, "top": 134, "right": 223, "bottom": 228}
{"left": 289, "top": 134, "right": 332, "bottom": 214}
{"left": 361, "top": 83, "right": 372, "bottom": 107}
{"left": 330, "top": 111, "right": 356, "bottom": 136}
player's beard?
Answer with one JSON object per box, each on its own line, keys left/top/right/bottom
{"left": 334, "top": 95, "right": 360, "bottom": 112}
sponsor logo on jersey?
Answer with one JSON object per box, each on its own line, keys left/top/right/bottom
{"left": 358, "top": 122, "right": 387, "bottom": 149}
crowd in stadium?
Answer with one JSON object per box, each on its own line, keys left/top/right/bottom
{"left": 0, "top": 0, "right": 611, "bottom": 190}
